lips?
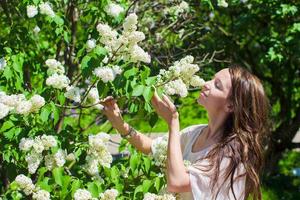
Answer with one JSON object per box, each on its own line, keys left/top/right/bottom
{"left": 200, "top": 91, "right": 208, "bottom": 97}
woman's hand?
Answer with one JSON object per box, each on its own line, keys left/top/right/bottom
{"left": 99, "top": 96, "right": 129, "bottom": 134}
{"left": 151, "top": 90, "right": 179, "bottom": 126}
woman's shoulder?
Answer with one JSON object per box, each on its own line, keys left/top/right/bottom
{"left": 180, "top": 124, "right": 207, "bottom": 135}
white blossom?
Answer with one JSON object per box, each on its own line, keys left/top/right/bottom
{"left": 0, "top": 94, "right": 25, "bottom": 108}
{"left": 74, "top": 189, "right": 92, "bottom": 200}
{"left": 86, "top": 39, "right": 96, "bottom": 52}
{"left": 44, "top": 154, "right": 55, "bottom": 171}
{"left": 164, "top": 79, "right": 188, "bottom": 97}
{"left": 32, "top": 137, "right": 45, "bottom": 154}
{"left": 218, "top": 0, "right": 228, "bottom": 7}
{"left": 66, "top": 153, "right": 76, "bottom": 161}
{"left": 151, "top": 135, "right": 168, "bottom": 167}
{"left": 123, "top": 13, "right": 138, "bottom": 32}
{"left": 0, "top": 57, "right": 6, "bottom": 71}
{"left": 105, "top": 3, "right": 124, "bottom": 18}
{"left": 53, "top": 149, "right": 66, "bottom": 167}
{"left": 33, "top": 26, "right": 41, "bottom": 34}
{"left": 32, "top": 189, "right": 50, "bottom": 200}
{"left": 45, "top": 59, "right": 65, "bottom": 75}
{"left": 15, "top": 174, "right": 35, "bottom": 195}
{"left": 25, "top": 151, "right": 43, "bottom": 174}
{"left": 39, "top": 2, "right": 55, "bottom": 17}
{"left": 85, "top": 133, "right": 112, "bottom": 175}
{"left": 85, "top": 155, "right": 99, "bottom": 176}
{"left": 30, "top": 95, "right": 45, "bottom": 112}
{"left": 143, "top": 193, "right": 176, "bottom": 200}
{"left": 16, "top": 101, "right": 33, "bottom": 115}
{"left": 129, "top": 45, "right": 151, "bottom": 63}
{"left": 64, "top": 86, "right": 81, "bottom": 103}
{"left": 41, "top": 135, "right": 57, "bottom": 150}
{"left": 0, "top": 103, "right": 9, "bottom": 119}
{"left": 93, "top": 66, "right": 116, "bottom": 83}
{"left": 19, "top": 138, "right": 34, "bottom": 152}
{"left": 46, "top": 74, "right": 70, "bottom": 89}
{"left": 99, "top": 189, "right": 118, "bottom": 200}
{"left": 27, "top": 5, "right": 38, "bottom": 18}
{"left": 96, "top": 23, "right": 118, "bottom": 43}
{"left": 190, "top": 76, "right": 205, "bottom": 87}
{"left": 112, "top": 65, "right": 122, "bottom": 75}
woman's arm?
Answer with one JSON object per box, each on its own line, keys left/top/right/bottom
{"left": 151, "top": 92, "right": 191, "bottom": 192}
{"left": 100, "top": 97, "right": 153, "bottom": 155}
{"left": 166, "top": 118, "right": 191, "bottom": 192}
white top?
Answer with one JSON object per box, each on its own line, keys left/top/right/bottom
{"left": 161, "top": 124, "right": 246, "bottom": 200}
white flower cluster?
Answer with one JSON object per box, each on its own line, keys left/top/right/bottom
{"left": 44, "top": 149, "right": 67, "bottom": 171}
{"left": 157, "top": 55, "right": 205, "bottom": 97}
{"left": 14, "top": 174, "right": 51, "bottom": 199}
{"left": 85, "top": 133, "right": 113, "bottom": 176}
{"left": 0, "top": 57, "right": 6, "bottom": 71}
{"left": 45, "top": 59, "right": 70, "bottom": 90}
{"left": 15, "top": 174, "right": 35, "bottom": 195}
{"left": 0, "top": 92, "right": 45, "bottom": 119}
{"left": 19, "top": 134, "right": 62, "bottom": 173}
{"left": 86, "top": 39, "right": 96, "bottom": 52}
{"left": 93, "top": 65, "right": 122, "bottom": 83}
{"left": 105, "top": 3, "right": 124, "bottom": 18}
{"left": 165, "top": 1, "right": 190, "bottom": 16}
{"left": 64, "top": 86, "right": 81, "bottom": 103}
{"left": 151, "top": 135, "right": 168, "bottom": 167}
{"left": 44, "top": 58, "right": 81, "bottom": 102}
{"left": 99, "top": 189, "right": 118, "bottom": 200}
{"left": 96, "top": 13, "right": 151, "bottom": 63}
{"left": 218, "top": 0, "right": 228, "bottom": 7}
{"left": 74, "top": 189, "right": 92, "bottom": 200}
{"left": 86, "top": 87, "right": 104, "bottom": 110}
{"left": 26, "top": 2, "right": 55, "bottom": 18}
{"left": 143, "top": 193, "right": 176, "bottom": 200}
{"left": 151, "top": 135, "right": 192, "bottom": 169}
{"left": 32, "top": 189, "right": 51, "bottom": 200}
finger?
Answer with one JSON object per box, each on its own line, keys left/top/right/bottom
{"left": 162, "top": 94, "right": 174, "bottom": 108}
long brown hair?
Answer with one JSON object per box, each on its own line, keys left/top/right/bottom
{"left": 194, "top": 65, "right": 271, "bottom": 200}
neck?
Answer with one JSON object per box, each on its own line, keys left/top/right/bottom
{"left": 206, "top": 111, "right": 228, "bottom": 141}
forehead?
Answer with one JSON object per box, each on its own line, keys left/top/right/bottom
{"left": 215, "top": 68, "right": 232, "bottom": 91}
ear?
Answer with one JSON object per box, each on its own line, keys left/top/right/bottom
{"left": 225, "top": 102, "right": 233, "bottom": 113}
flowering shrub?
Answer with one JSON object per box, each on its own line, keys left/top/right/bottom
{"left": 0, "top": 0, "right": 233, "bottom": 199}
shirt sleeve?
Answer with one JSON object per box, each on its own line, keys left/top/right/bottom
{"left": 180, "top": 125, "right": 202, "bottom": 153}
{"left": 187, "top": 157, "right": 246, "bottom": 200}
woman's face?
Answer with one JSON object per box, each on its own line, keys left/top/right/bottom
{"left": 197, "top": 68, "right": 233, "bottom": 114}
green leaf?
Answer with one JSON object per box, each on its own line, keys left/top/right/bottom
{"left": 145, "top": 76, "right": 157, "bottom": 86}
{"left": 142, "top": 86, "right": 154, "bottom": 102}
{"left": 149, "top": 113, "right": 158, "bottom": 127}
{"left": 52, "top": 167, "right": 64, "bottom": 187}
{"left": 93, "top": 46, "right": 107, "bottom": 56}
{"left": 4, "top": 127, "right": 21, "bottom": 141}
{"left": 53, "top": 16, "right": 64, "bottom": 26}
{"left": 40, "top": 105, "right": 51, "bottom": 122}
{"left": 50, "top": 102, "right": 60, "bottom": 125}
{"left": 80, "top": 55, "right": 92, "bottom": 77}
{"left": 0, "top": 120, "right": 14, "bottom": 132}
{"left": 71, "top": 180, "right": 81, "bottom": 196}
{"left": 124, "top": 67, "right": 138, "bottom": 79}
{"left": 87, "top": 182, "right": 99, "bottom": 197}
{"left": 154, "top": 177, "right": 162, "bottom": 192}
{"left": 129, "top": 153, "right": 139, "bottom": 173}
{"left": 132, "top": 85, "right": 145, "bottom": 96}
{"left": 142, "top": 179, "right": 152, "bottom": 192}
{"left": 143, "top": 157, "right": 151, "bottom": 174}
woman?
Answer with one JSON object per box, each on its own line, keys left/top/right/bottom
{"left": 100, "top": 65, "right": 270, "bottom": 200}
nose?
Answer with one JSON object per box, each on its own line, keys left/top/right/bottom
{"left": 202, "top": 81, "right": 211, "bottom": 91}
